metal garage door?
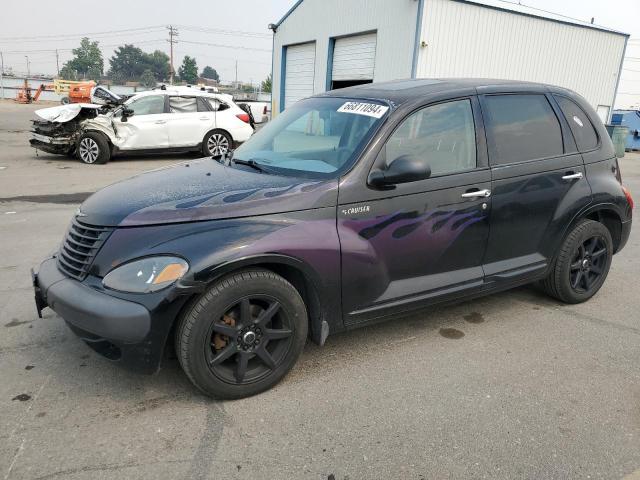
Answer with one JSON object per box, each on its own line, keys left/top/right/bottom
{"left": 332, "top": 33, "right": 377, "bottom": 81}
{"left": 284, "top": 42, "right": 316, "bottom": 109}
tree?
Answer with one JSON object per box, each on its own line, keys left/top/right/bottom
{"left": 107, "top": 44, "right": 171, "bottom": 84}
{"left": 61, "top": 37, "right": 103, "bottom": 79}
{"left": 201, "top": 66, "right": 219, "bottom": 81}
{"left": 59, "top": 64, "right": 77, "bottom": 81}
{"left": 178, "top": 56, "right": 198, "bottom": 84}
{"left": 146, "top": 50, "right": 170, "bottom": 82}
{"left": 140, "top": 69, "right": 157, "bottom": 88}
{"left": 261, "top": 74, "right": 272, "bottom": 93}
{"left": 108, "top": 44, "right": 146, "bottom": 82}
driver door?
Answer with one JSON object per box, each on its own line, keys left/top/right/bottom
{"left": 338, "top": 97, "right": 491, "bottom": 325}
{"left": 116, "top": 94, "right": 170, "bottom": 150}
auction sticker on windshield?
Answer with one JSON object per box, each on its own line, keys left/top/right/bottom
{"left": 337, "top": 101, "right": 389, "bottom": 118}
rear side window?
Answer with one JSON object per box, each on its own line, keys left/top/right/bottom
{"left": 483, "top": 94, "right": 564, "bottom": 165}
{"left": 169, "top": 96, "right": 197, "bottom": 113}
{"left": 386, "top": 99, "right": 477, "bottom": 176}
{"left": 554, "top": 95, "right": 598, "bottom": 151}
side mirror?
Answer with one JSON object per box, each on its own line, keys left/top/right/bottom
{"left": 121, "top": 107, "right": 134, "bottom": 122}
{"left": 368, "top": 154, "right": 431, "bottom": 187}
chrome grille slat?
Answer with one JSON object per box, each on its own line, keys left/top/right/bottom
{"left": 56, "top": 219, "right": 113, "bottom": 280}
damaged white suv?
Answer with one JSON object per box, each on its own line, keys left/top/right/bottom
{"left": 30, "top": 86, "right": 255, "bottom": 164}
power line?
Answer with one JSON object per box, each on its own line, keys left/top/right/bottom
{"left": 0, "top": 26, "right": 166, "bottom": 42}
{"left": 0, "top": 39, "right": 166, "bottom": 54}
{"left": 178, "top": 39, "right": 271, "bottom": 53}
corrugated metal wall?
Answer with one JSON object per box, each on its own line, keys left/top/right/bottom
{"left": 272, "top": 0, "right": 418, "bottom": 113}
{"left": 415, "top": 0, "right": 626, "bottom": 111}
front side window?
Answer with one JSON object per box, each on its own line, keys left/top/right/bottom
{"left": 233, "top": 97, "right": 389, "bottom": 178}
{"left": 554, "top": 95, "right": 598, "bottom": 151}
{"left": 125, "top": 95, "right": 166, "bottom": 116}
{"left": 385, "top": 99, "right": 477, "bottom": 177}
{"left": 483, "top": 94, "right": 564, "bottom": 165}
{"left": 169, "top": 96, "right": 197, "bottom": 113}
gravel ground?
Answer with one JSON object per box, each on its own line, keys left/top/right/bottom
{"left": 1, "top": 100, "right": 639, "bottom": 480}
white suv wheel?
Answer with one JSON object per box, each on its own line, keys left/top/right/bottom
{"left": 207, "top": 133, "right": 230, "bottom": 156}
{"left": 79, "top": 138, "right": 100, "bottom": 164}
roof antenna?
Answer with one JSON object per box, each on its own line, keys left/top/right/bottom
{"left": 590, "top": 17, "right": 595, "bottom": 24}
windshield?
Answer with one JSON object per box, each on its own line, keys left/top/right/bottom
{"left": 233, "top": 97, "right": 389, "bottom": 178}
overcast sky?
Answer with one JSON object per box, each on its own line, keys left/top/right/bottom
{"left": 0, "top": 0, "right": 638, "bottom": 105}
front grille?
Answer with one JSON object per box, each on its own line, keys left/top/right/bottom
{"left": 56, "top": 218, "right": 113, "bottom": 280}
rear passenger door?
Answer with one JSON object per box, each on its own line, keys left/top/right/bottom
{"left": 167, "top": 96, "right": 209, "bottom": 147}
{"left": 479, "top": 91, "right": 592, "bottom": 282}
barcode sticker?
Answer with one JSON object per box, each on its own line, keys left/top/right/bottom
{"left": 337, "top": 102, "right": 389, "bottom": 118}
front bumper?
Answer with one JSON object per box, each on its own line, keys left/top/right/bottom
{"left": 29, "top": 133, "right": 74, "bottom": 155}
{"left": 33, "top": 257, "right": 186, "bottom": 374}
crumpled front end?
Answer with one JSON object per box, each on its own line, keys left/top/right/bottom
{"left": 29, "top": 103, "right": 114, "bottom": 156}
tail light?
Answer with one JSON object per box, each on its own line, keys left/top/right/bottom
{"left": 236, "top": 113, "right": 250, "bottom": 124}
{"left": 622, "top": 186, "right": 634, "bottom": 210}
{"left": 263, "top": 105, "right": 268, "bottom": 115}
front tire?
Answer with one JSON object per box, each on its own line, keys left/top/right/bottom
{"left": 77, "top": 132, "right": 110, "bottom": 164}
{"left": 541, "top": 219, "right": 613, "bottom": 304}
{"left": 202, "top": 129, "right": 232, "bottom": 157}
{"left": 176, "top": 269, "right": 308, "bottom": 399}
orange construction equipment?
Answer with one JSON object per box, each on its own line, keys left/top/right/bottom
{"left": 65, "top": 81, "right": 96, "bottom": 104}
{"left": 15, "top": 80, "right": 55, "bottom": 104}
{"left": 15, "top": 79, "right": 97, "bottom": 104}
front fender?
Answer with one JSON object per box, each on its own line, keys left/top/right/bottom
{"left": 92, "top": 210, "right": 342, "bottom": 339}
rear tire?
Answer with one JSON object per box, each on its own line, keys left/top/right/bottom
{"left": 202, "top": 129, "right": 232, "bottom": 157}
{"left": 176, "top": 269, "right": 308, "bottom": 399}
{"left": 540, "top": 219, "right": 613, "bottom": 304}
{"left": 77, "top": 132, "right": 110, "bottom": 164}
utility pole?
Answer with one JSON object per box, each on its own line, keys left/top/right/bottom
{"left": 235, "top": 60, "right": 238, "bottom": 89}
{"left": 25, "top": 56, "right": 30, "bottom": 79}
{"left": 55, "top": 49, "right": 60, "bottom": 76}
{"left": 167, "top": 25, "right": 179, "bottom": 84}
{"left": 0, "top": 51, "right": 4, "bottom": 99}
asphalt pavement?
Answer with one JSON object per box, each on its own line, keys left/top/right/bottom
{"left": 1, "top": 99, "right": 639, "bottom": 480}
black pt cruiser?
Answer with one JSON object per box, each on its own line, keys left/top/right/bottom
{"left": 33, "top": 79, "right": 633, "bottom": 399}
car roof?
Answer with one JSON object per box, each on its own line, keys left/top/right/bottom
{"left": 132, "top": 87, "right": 231, "bottom": 100}
{"left": 317, "top": 78, "right": 555, "bottom": 107}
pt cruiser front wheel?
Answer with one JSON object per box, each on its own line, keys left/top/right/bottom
{"left": 176, "top": 269, "right": 308, "bottom": 399}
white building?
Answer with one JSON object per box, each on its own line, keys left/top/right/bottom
{"left": 270, "top": 0, "right": 628, "bottom": 122}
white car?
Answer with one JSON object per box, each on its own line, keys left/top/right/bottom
{"left": 30, "top": 86, "right": 254, "bottom": 164}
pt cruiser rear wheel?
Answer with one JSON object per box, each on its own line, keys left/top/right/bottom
{"left": 541, "top": 219, "right": 613, "bottom": 304}
{"left": 176, "top": 269, "right": 308, "bottom": 399}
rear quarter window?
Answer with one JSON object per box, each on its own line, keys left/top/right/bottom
{"left": 554, "top": 95, "right": 599, "bottom": 151}
{"left": 483, "top": 94, "right": 564, "bottom": 165}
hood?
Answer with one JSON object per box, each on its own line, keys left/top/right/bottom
{"left": 34, "top": 103, "right": 102, "bottom": 123}
{"left": 79, "top": 159, "right": 338, "bottom": 227}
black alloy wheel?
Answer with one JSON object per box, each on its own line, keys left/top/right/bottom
{"left": 205, "top": 295, "right": 294, "bottom": 384}
{"left": 569, "top": 235, "right": 608, "bottom": 293}
{"left": 176, "top": 269, "right": 307, "bottom": 399}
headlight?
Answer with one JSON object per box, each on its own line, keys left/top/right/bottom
{"left": 103, "top": 256, "right": 189, "bottom": 293}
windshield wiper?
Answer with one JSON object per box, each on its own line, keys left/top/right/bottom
{"left": 232, "top": 158, "right": 268, "bottom": 173}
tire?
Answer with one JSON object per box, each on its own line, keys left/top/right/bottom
{"left": 60, "top": 96, "right": 70, "bottom": 105}
{"left": 176, "top": 269, "right": 308, "bottom": 399}
{"left": 202, "top": 129, "right": 232, "bottom": 157}
{"left": 77, "top": 132, "right": 110, "bottom": 164}
{"left": 540, "top": 219, "right": 613, "bottom": 304}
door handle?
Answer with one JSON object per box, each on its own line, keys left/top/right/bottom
{"left": 461, "top": 189, "right": 491, "bottom": 199}
{"left": 155, "top": 120, "right": 167, "bottom": 124}
{"left": 199, "top": 117, "right": 209, "bottom": 121}
{"left": 562, "top": 172, "right": 583, "bottom": 181}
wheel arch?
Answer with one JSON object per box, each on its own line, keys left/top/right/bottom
{"left": 567, "top": 203, "right": 624, "bottom": 253}
{"left": 80, "top": 128, "right": 115, "bottom": 152}
{"left": 188, "top": 254, "right": 330, "bottom": 346}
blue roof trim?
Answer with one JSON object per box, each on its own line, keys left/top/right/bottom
{"left": 276, "top": 0, "right": 305, "bottom": 27}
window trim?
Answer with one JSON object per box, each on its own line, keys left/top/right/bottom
{"left": 480, "top": 92, "right": 572, "bottom": 168}
{"left": 370, "top": 96, "right": 484, "bottom": 182}
{"left": 551, "top": 94, "right": 601, "bottom": 154}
